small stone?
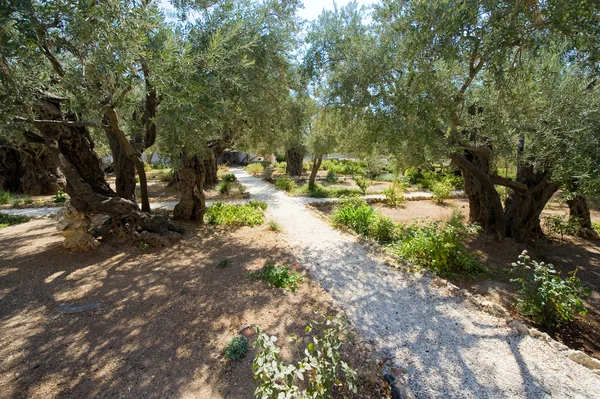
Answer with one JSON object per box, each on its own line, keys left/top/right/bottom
{"left": 457, "top": 289, "right": 472, "bottom": 298}
{"left": 550, "top": 340, "right": 569, "bottom": 352}
{"left": 446, "top": 283, "right": 459, "bottom": 292}
{"left": 431, "top": 277, "right": 446, "bottom": 287}
{"left": 568, "top": 351, "right": 600, "bottom": 370}
{"left": 508, "top": 320, "right": 530, "bottom": 335}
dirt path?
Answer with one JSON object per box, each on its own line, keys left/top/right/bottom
{"left": 231, "top": 168, "right": 600, "bottom": 399}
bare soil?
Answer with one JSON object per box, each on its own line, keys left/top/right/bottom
{"left": 0, "top": 219, "right": 385, "bottom": 399}
{"left": 312, "top": 198, "right": 600, "bottom": 359}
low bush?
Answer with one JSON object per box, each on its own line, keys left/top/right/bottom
{"left": 511, "top": 251, "right": 590, "bottom": 327}
{"left": 268, "top": 220, "right": 282, "bottom": 232}
{"left": 332, "top": 197, "right": 377, "bottom": 236}
{"left": 158, "top": 170, "right": 173, "bottom": 182}
{"left": 543, "top": 215, "right": 583, "bottom": 239}
{"left": 274, "top": 161, "right": 287, "bottom": 173}
{"left": 224, "top": 336, "right": 248, "bottom": 360}
{"left": 218, "top": 180, "right": 231, "bottom": 194}
{"left": 354, "top": 176, "right": 371, "bottom": 195}
{"left": 382, "top": 182, "right": 405, "bottom": 206}
{"left": 249, "top": 200, "right": 267, "bottom": 210}
{"left": 295, "top": 183, "right": 362, "bottom": 198}
{"left": 369, "top": 215, "right": 397, "bottom": 243}
{"left": 249, "top": 261, "right": 303, "bottom": 292}
{"left": 320, "top": 159, "right": 365, "bottom": 176}
{"left": 52, "top": 190, "right": 68, "bottom": 203}
{"left": 593, "top": 221, "right": 600, "bottom": 234}
{"left": 245, "top": 163, "right": 264, "bottom": 176}
{"left": 325, "top": 170, "right": 338, "bottom": 183}
{"left": 0, "top": 190, "right": 14, "bottom": 205}
{"left": 390, "top": 220, "right": 483, "bottom": 276}
{"left": 274, "top": 176, "right": 296, "bottom": 192}
{"left": 0, "top": 213, "right": 30, "bottom": 230}
{"left": 205, "top": 202, "right": 265, "bottom": 227}
{"left": 153, "top": 162, "right": 169, "bottom": 170}
{"left": 144, "top": 162, "right": 152, "bottom": 172}
{"left": 221, "top": 173, "right": 236, "bottom": 182}
{"left": 431, "top": 180, "right": 453, "bottom": 203}
{"left": 253, "top": 316, "right": 357, "bottom": 399}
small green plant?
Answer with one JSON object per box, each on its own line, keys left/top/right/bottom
{"left": 249, "top": 200, "right": 268, "bottom": 210}
{"left": 224, "top": 336, "right": 248, "bottom": 360}
{"left": 390, "top": 220, "right": 483, "bottom": 276}
{"left": 158, "top": 170, "right": 173, "bottom": 182}
{"left": 218, "top": 180, "right": 231, "bottom": 194}
{"left": 275, "top": 161, "right": 287, "bottom": 173}
{"left": 0, "top": 213, "right": 30, "bottom": 230}
{"left": 431, "top": 180, "right": 453, "bottom": 203}
{"left": 252, "top": 316, "right": 357, "bottom": 399}
{"left": 245, "top": 163, "right": 264, "bottom": 176}
{"left": 369, "top": 215, "right": 397, "bottom": 243}
{"left": 511, "top": 251, "right": 590, "bottom": 327}
{"left": 139, "top": 241, "right": 150, "bottom": 251}
{"left": 144, "top": 162, "right": 152, "bottom": 172}
{"left": 52, "top": 189, "right": 68, "bottom": 203}
{"left": 205, "top": 202, "right": 265, "bottom": 227}
{"left": 11, "top": 198, "right": 22, "bottom": 207}
{"left": 0, "top": 190, "right": 15, "bottom": 205}
{"left": 295, "top": 183, "right": 362, "bottom": 198}
{"left": 153, "top": 162, "right": 169, "bottom": 170}
{"left": 354, "top": 176, "right": 371, "bottom": 195}
{"left": 593, "top": 221, "right": 600, "bottom": 234}
{"left": 222, "top": 173, "right": 236, "bottom": 182}
{"left": 543, "top": 215, "right": 584, "bottom": 239}
{"left": 325, "top": 169, "right": 338, "bottom": 183}
{"left": 382, "top": 182, "right": 405, "bottom": 206}
{"left": 22, "top": 196, "right": 33, "bottom": 205}
{"left": 275, "top": 176, "right": 296, "bottom": 192}
{"left": 268, "top": 220, "right": 282, "bottom": 232}
{"left": 249, "top": 261, "right": 304, "bottom": 292}
{"left": 331, "top": 197, "right": 376, "bottom": 236}
{"left": 217, "top": 259, "right": 229, "bottom": 268}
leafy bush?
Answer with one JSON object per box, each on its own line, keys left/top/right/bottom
{"left": 222, "top": 173, "right": 236, "bottom": 182}
{"left": 232, "top": 182, "right": 246, "bottom": 196}
{"left": 249, "top": 261, "right": 304, "bottom": 292}
{"left": 0, "top": 213, "right": 30, "bottom": 230}
{"left": 275, "top": 176, "right": 296, "bottom": 192}
{"left": 354, "top": 177, "right": 371, "bottom": 195}
{"left": 275, "top": 161, "right": 287, "bottom": 173}
{"left": 543, "top": 215, "right": 584, "bottom": 239}
{"left": 22, "top": 196, "right": 33, "bottom": 205}
{"left": 224, "top": 336, "right": 248, "bottom": 360}
{"left": 390, "top": 220, "right": 483, "bottom": 276}
{"left": 511, "top": 251, "right": 590, "bottom": 327}
{"left": 245, "top": 163, "right": 264, "bottom": 176}
{"left": 403, "top": 168, "right": 424, "bottom": 185}
{"left": 382, "top": 182, "right": 405, "bottom": 206}
{"left": 593, "top": 221, "right": 600, "bottom": 234}
{"left": 143, "top": 162, "right": 152, "bottom": 172}
{"left": 431, "top": 180, "right": 453, "bottom": 203}
{"left": 252, "top": 316, "right": 357, "bottom": 399}
{"left": 152, "top": 162, "right": 169, "bottom": 170}
{"left": 218, "top": 180, "right": 231, "bottom": 194}
{"left": 249, "top": 200, "right": 268, "bottom": 210}
{"left": 325, "top": 169, "right": 338, "bottom": 183}
{"left": 332, "top": 197, "right": 376, "bottom": 235}
{"left": 295, "top": 184, "right": 362, "bottom": 198}
{"left": 52, "top": 190, "right": 68, "bottom": 203}
{"left": 0, "top": 190, "right": 14, "bottom": 205}
{"left": 320, "top": 159, "right": 365, "bottom": 176}
{"left": 205, "top": 202, "right": 265, "bottom": 227}
{"left": 369, "top": 215, "right": 397, "bottom": 243}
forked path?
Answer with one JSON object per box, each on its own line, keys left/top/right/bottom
{"left": 231, "top": 168, "right": 600, "bottom": 399}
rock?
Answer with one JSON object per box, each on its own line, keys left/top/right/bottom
{"left": 568, "top": 351, "right": 600, "bottom": 370}
{"left": 550, "top": 340, "right": 570, "bottom": 352}
{"left": 457, "top": 289, "right": 472, "bottom": 298}
{"left": 482, "top": 301, "right": 510, "bottom": 318}
{"left": 446, "top": 283, "right": 460, "bottom": 293}
{"left": 56, "top": 205, "right": 99, "bottom": 251}
{"left": 431, "top": 277, "right": 447, "bottom": 287}
{"left": 508, "top": 320, "right": 530, "bottom": 335}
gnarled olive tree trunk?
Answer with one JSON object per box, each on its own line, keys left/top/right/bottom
{"left": 285, "top": 144, "right": 305, "bottom": 177}
{"left": 173, "top": 154, "right": 206, "bottom": 222}
{"left": 107, "top": 133, "right": 137, "bottom": 202}
{"left": 567, "top": 195, "right": 598, "bottom": 239}
{"left": 0, "top": 144, "right": 24, "bottom": 193}
{"left": 308, "top": 154, "right": 323, "bottom": 190}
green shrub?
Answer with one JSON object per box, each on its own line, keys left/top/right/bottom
{"left": 158, "top": 170, "right": 173, "bottom": 182}
{"left": 249, "top": 261, "right": 303, "bottom": 292}
{"left": 296, "top": 183, "right": 362, "bottom": 198}
{"left": 224, "top": 336, "right": 248, "bottom": 360}
{"left": 593, "top": 221, "right": 600, "bottom": 234}
{"left": 0, "top": 213, "right": 30, "bottom": 230}
{"left": 390, "top": 220, "right": 483, "bottom": 276}
{"left": 153, "top": 162, "right": 169, "bottom": 170}
{"left": 222, "top": 173, "right": 236, "bottom": 182}
{"left": 205, "top": 202, "right": 265, "bottom": 227}
{"left": 543, "top": 215, "right": 584, "bottom": 239}
{"left": 252, "top": 316, "right": 357, "bottom": 399}
{"left": 332, "top": 197, "right": 376, "bottom": 235}
{"left": 0, "top": 190, "right": 14, "bottom": 205}
{"left": 382, "top": 182, "right": 405, "bottom": 206}
{"left": 404, "top": 167, "right": 424, "bottom": 185}
{"left": 354, "top": 177, "right": 371, "bottom": 195}
{"left": 431, "top": 180, "right": 453, "bottom": 203}
{"left": 52, "top": 190, "right": 68, "bottom": 203}
{"left": 245, "top": 163, "right": 264, "bottom": 176}
{"left": 274, "top": 161, "right": 287, "bottom": 173}
{"left": 232, "top": 182, "right": 246, "bottom": 196}
{"left": 218, "top": 180, "right": 231, "bottom": 194}
{"left": 320, "top": 159, "right": 365, "bottom": 176}
{"left": 22, "top": 196, "right": 33, "bottom": 205}
{"left": 511, "top": 251, "right": 590, "bottom": 328}
{"left": 275, "top": 176, "right": 296, "bottom": 192}
{"left": 325, "top": 170, "right": 338, "bottom": 183}
{"left": 249, "top": 200, "right": 268, "bottom": 210}
{"left": 217, "top": 259, "right": 229, "bottom": 268}
{"left": 268, "top": 220, "right": 281, "bottom": 232}
{"left": 369, "top": 216, "right": 397, "bottom": 243}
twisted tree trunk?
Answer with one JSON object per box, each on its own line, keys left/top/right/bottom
{"left": 308, "top": 154, "right": 323, "bottom": 190}
{"left": 567, "top": 195, "right": 598, "bottom": 239}
{"left": 285, "top": 144, "right": 305, "bottom": 177}
{"left": 174, "top": 154, "right": 206, "bottom": 222}
{"left": 107, "top": 133, "right": 137, "bottom": 202}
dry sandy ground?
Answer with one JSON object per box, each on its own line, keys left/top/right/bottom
{"left": 0, "top": 219, "right": 382, "bottom": 399}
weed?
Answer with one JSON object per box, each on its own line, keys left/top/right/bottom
{"left": 253, "top": 316, "right": 357, "bottom": 399}
{"left": 275, "top": 176, "right": 296, "bottom": 192}
{"left": 274, "top": 161, "right": 287, "bottom": 173}
{"left": 222, "top": 173, "right": 236, "bottom": 182}
{"left": 22, "top": 196, "right": 33, "bottom": 205}
{"left": 52, "top": 190, "right": 68, "bottom": 203}
{"left": 249, "top": 261, "right": 303, "bottom": 292}
{"left": 139, "top": 242, "right": 150, "bottom": 251}
{"left": 249, "top": 200, "right": 267, "bottom": 210}
{"left": 205, "top": 202, "right": 265, "bottom": 227}
{"left": 354, "top": 176, "right": 371, "bottom": 195}
{"left": 543, "top": 215, "right": 583, "bottom": 239}
{"left": 268, "top": 220, "right": 282, "bottom": 232}
{"left": 511, "top": 251, "right": 590, "bottom": 327}
{"left": 431, "top": 180, "right": 453, "bottom": 203}
{"left": 382, "top": 182, "right": 405, "bottom": 206}
{"left": 369, "top": 215, "right": 397, "bottom": 243}
{"left": 153, "top": 162, "right": 169, "bottom": 170}
{"left": 232, "top": 182, "right": 246, "bottom": 196}
{"left": 331, "top": 197, "right": 376, "bottom": 236}
{"left": 593, "top": 221, "right": 600, "bottom": 234}
{"left": 295, "top": 183, "right": 362, "bottom": 198}
{"left": 224, "top": 336, "right": 248, "bottom": 360}
{"left": 0, "top": 190, "right": 15, "bottom": 205}
{"left": 217, "top": 259, "right": 229, "bottom": 268}
{"left": 218, "top": 180, "right": 231, "bottom": 194}
{"left": 0, "top": 213, "right": 30, "bottom": 230}
{"left": 245, "top": 163, "right": 264, "bottom": 176}
{"left": 325, "top": 170, "right": 338, "bottom": 183}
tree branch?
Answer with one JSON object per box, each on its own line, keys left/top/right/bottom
{"left": 490, "top": 174, "right": 528, "bottom": 192}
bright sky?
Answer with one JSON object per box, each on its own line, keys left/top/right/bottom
{"left": 298, "top": 0, "right": 378, "bottom": 21}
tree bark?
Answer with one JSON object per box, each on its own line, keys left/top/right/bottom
{"left": 308, "top": 154, "right": 323, "bottom": 190}
{"left": 285, "top": 144, "right": 305, "bottom": 176}
{"left": 567, "top": 195, "right": 599, "bottom": 239}
{"left": 174, "top": 154, "right": 206, "bottom": 222}
{"left": 19, "top": 146, "right": 64, "bottom": 195}
{"left": 0, "top": 144, "right": 24, "bottom": 193}
{"left": 107, "top": 132, "right": 137, "bottom": 202}
{"left": 504, "top": 164, "right": 558, "bottom": 242}
{"left": 203, "top": 151, "right": 218, "bottom": 187}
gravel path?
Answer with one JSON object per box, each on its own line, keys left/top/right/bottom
{"left": 231, "top": 168, "right": 600, "bottom": 399}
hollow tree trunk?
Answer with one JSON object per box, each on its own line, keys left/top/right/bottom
{"left": 174, "top": 154, "right": 206, "bottom": 222}
{"left": 19, "top": 147, "right": 64, "bottom": 195}
{"left": 450, "top": 149, "right": 506, "bottom": 239}
{"left": 0, "top": 144, "right": 24, "bottom": 192}
{"left": 504, "top": 164, "right": 558, "bottom": 242}
{"left": 567, "top": 195, "right": 598, "bottom": 239}
{"left": 107, "top": 133, "right": 137, "bottom": 202}
{"left": 285, "top": 144, "right": 305, "bottom": 177}
{"left": 308, "top": 154, "right": 323, "bottom": 190}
